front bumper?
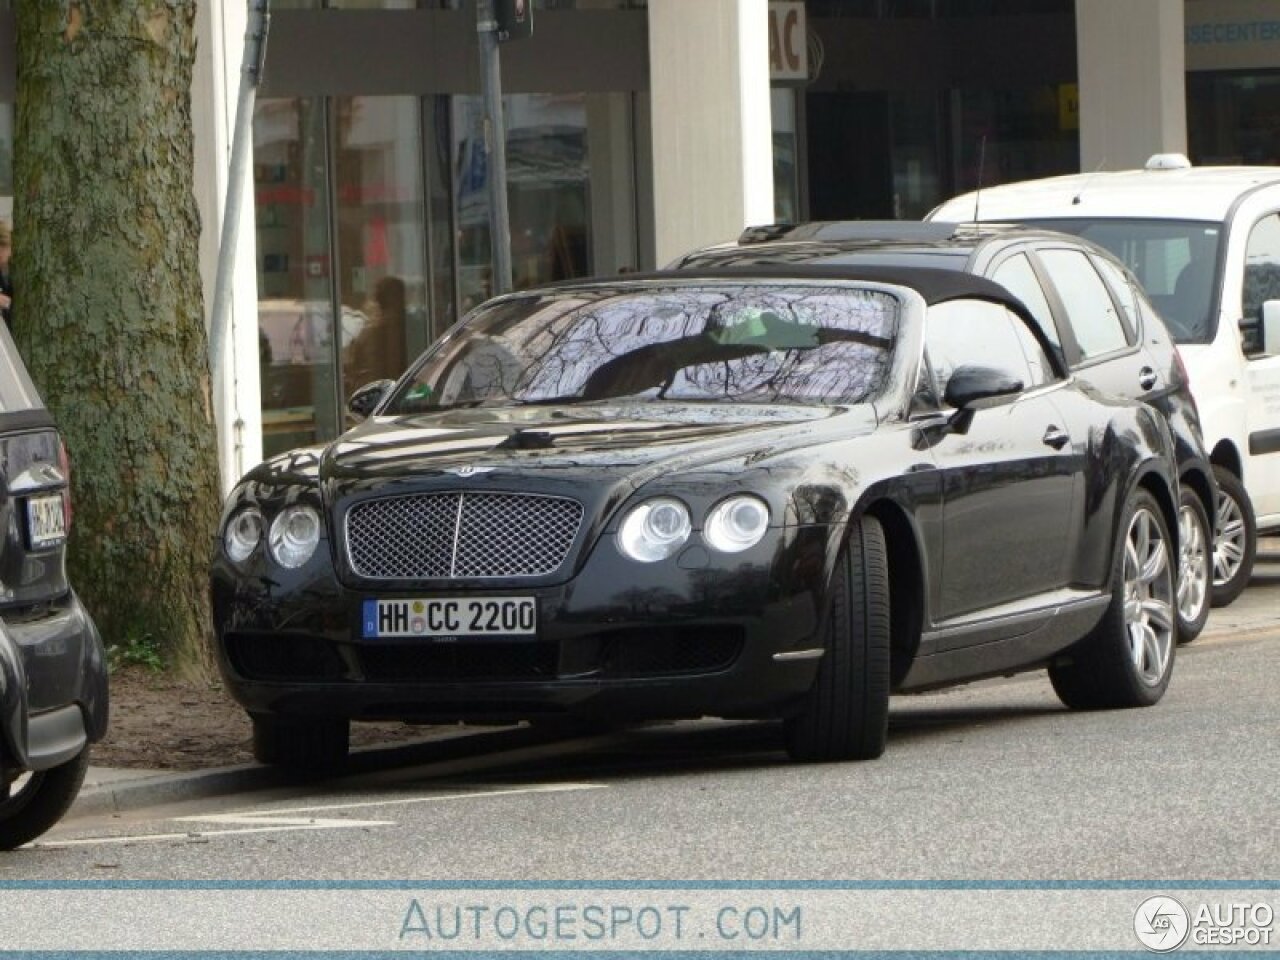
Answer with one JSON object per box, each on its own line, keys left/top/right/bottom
{"left": 0, "top": 592, "right": 108, "bottom": 774}
{"left": 212, "top": 526, "right": 836, "bottom": 724}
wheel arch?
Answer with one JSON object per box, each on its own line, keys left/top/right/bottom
{"left": 1180, "top": 462, "right": 1216, "bottom": 519}
{"left": 1134, "top": 466, "right": 1179, "bottom": 550}
{"left": 1211, "top": 439, "right": 1243, "bottom": 481}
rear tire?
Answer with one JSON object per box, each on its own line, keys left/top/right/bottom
{"left": 251, "top": 714, "right": 349, "bottom": 774}
{"left": 1175, "top": 487, "right": 1211, "bottom": 644}
{"left": 784, "top": 515, "right": 891, "bottom": 762}
{"left": 1050, "top": 488, "right": 1176, "bottom": 710}
{"left": 1210, "top": 465, "right": 1256, "bottom": 608}
{"left": 0, "top": 748, "right": 90, "bottom": 851}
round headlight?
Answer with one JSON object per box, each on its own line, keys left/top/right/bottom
{"left": 223, "top": 509, "right": 263, "bottom": 564}
{"left": 618, "top": 497, "right": 692, "bottom": 563}
{"left": 268, "top": 505, "right": 321, "bottom": 568}
{"left": 704, "top": 495, "right": 770, "bottom": 553}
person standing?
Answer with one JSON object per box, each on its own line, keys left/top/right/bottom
{"left": 0, "top": 221, "right": 12, "bottom": 330}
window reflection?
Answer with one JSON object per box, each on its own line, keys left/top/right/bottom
{"left": 389, "top": 285, "right": 900, "bottom": 413}
{"left": 453, "top": 93, "right": 595, "bottom": 309}
{"left": 254, "top": 97, "right": 340, "bottom": 457}
{"left": 332, "top": 96, "right": 428, "bottom": 401}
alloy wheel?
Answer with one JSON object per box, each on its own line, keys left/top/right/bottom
{"left": 1213, "top": 489, "right": 1248, "bottom": 589}
{"left": 1122, "top": 507, "right": 1175, "bottom": 687}
{"left": 1176, "top": 503, "right": 1209, "bottom": 625}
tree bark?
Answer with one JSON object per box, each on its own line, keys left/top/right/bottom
{"left": 13, "top": 1, "right": 220, "bottom": 677}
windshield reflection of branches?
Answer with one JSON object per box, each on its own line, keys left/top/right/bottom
{"left": 394, "top": 286, "right": 898, "bottom": 410}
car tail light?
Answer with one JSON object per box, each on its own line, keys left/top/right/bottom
{"left": 58, "top": 438, "right": 73, "bottom": 533}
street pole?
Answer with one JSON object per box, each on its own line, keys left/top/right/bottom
{"left": 209, "top": 0, "right": 271, "bottom": 385}
{"left": 476, "top": 0, "right": 513, "bottom": 295}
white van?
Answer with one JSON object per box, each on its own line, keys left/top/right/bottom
{"left": 931, "top": 156, "right": 1280, "bottom": 606}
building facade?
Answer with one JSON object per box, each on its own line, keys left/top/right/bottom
{"left": 1, "top": 0, "right": 1278, "bottom": 489}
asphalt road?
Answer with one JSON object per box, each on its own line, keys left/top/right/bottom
{"left": 6, "top": 550, "right": 1280, "bottom": 883}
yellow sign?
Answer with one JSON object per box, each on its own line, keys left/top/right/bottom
{"left": 1059, "top": 83, "right": 1079, "bottom": 132}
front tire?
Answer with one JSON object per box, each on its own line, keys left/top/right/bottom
{"left": 1210, "top": 465, "right": 1256, "bottom": 608}
{"left": 251, "top": 714, "right": 350, "bottom": 774}
{"left": 1175, "top": 487, "right": 1211, "bottom": 644}
{"left": 784, "top": 515, "right": 891, "bottom": 762}
{"left": 0, "top": 748, "right": 90, "bottom": 851}
{"left": 1050, "top": 488, "right": 1176, "bottom": 710}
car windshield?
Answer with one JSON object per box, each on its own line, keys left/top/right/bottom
{"left": 1018, "top": 218, "right": 1224, "bottom": 344}
{"left": 385, "top": 283, "right": 900, "bottom": 413}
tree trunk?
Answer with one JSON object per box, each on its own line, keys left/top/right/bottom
{"left": 12, "top": 1, "right": 221, "bottom": 677}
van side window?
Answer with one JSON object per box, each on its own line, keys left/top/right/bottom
{"left": 1243, "top": 213, "right": 1280, "bottom": 324}
{"left": 1037, "top": 248, "right": 1131, "bottom": 360}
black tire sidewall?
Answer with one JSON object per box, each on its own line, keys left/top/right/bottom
{"left": 0, "top": 748, "right": 90, "bottom": 851}
{"left": 1210, "top": 465, "right": 1257, "bottom": 608}
{"left": 1175, "top": 487, "right": 1212, "bottom": 644}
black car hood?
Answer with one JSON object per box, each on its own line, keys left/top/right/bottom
{"left": 314, "top": 402, "right": 874, "bottom": 502}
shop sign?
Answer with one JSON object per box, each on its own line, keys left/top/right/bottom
{"left": 769, "top": 1, "right": 807, "bottom": 83}
{"left": 1186, "top": 0, "right": 1280, "bottom": 72}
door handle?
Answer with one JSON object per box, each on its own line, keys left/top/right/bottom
{"left": 1042, "top": 426, "right": 1070, "bottom": 450}
{"left": 1139, "top": 367, "right": 1159, "bottom": 390}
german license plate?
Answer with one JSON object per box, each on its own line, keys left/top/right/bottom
{"left": 362, "top": 597, "right": 537, "bottom": 639}
{"left": 26, "top": 493, "right": 66, "bottom": 550}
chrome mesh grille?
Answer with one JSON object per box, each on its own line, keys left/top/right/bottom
{"left": 345, "top": 492, "right": 583, "bottom": 580}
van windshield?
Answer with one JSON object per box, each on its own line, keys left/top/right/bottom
{"left": 1018, "top": 218, "right": 1223, "bottom": 344}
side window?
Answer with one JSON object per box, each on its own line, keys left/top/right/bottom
{"left": 1091, "top": 255, "right": 1142, "bottom": 337}
{"left": 991, "top": 254, "right": 1061, "bottom": 350}
{"left": 1243, "top": 213, "right": 1280, "bottom": 323}
{"left": 924, "top": 300, "right": 1033, "bottom": 404}
{"left": 1009, "top": 310, "right": 1057, "bottom": 388}
{"left": 1037, "top": 248, "right": 1131, "bottom": 360}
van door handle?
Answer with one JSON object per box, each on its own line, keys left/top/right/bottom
{"left": 1042, "top": 426, "right": 1070, "bottom": 450}
{"left": 1139, "top": 367, "right": 1159, "bottom": 390}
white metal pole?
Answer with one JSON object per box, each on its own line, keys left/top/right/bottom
{"left": 209, "top": 0, "right": 270, "bottom": 384}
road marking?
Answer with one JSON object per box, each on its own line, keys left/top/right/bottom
{"left": 38, "top": 782, "right": 605, "bottom": 849}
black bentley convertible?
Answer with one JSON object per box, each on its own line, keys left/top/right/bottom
{"left": 212, "top": 266, "right": 1181, "bottom": 767}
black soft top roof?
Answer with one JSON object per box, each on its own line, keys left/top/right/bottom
{"left": 546, "top": 265, "right": 1027, "bottom": 312}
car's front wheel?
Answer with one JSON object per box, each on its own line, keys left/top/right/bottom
{"left": 1050, "top": 488, "right": 1176, "bottom": 709}
{"left": 0, "top": 748, "right": 90, "bottom": 851}
{"left": 1175, "top": 487, "right": 1211, "bottom": 644}
{"left": 251, "top": 714, "right": 350, "bottom": 774}
{"left": 1210, "top": 465, "right": 1256, "bottom": 608}
{"left": 784, "top": 515, "right": 891, "bottom": 762}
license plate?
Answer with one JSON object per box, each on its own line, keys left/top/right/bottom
{"left": 362, "top": 597, "right": 537, "bottom": 639}
{"left": 26, "top": 493, "right": 66, "bottom": 550}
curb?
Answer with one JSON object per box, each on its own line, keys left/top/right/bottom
{"left": 69, "top": 721, "right": 617, "bottom": 820}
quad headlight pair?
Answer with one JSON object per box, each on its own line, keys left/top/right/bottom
{"left": 618, "top": 495, "right": 770, "bottom": 563}
{"left": 224, "top": 505, "right": 321, "bottom": 569}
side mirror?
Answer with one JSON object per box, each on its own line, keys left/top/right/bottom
{"left": 347, "top": 379, "right": 395, "bottom": 421}
{"left": 943, "top": 365, "right": 1024, "bottom": 410}
{"left": 1263, "top": 301, "right": 1280, "bottom": 355}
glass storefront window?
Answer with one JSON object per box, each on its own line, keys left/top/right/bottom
{"left": 453, "top": 93, "right": 595, "bottom": 310}
{"left": 772, "top": 88, "right": 800, "bottom": 223}
{"left": 253, "top": 98, "right": 340, "bottom": 458}
{"left": 950, "top": 86, "right": 1077, "bottom": 196}
{"left": 1188, "top": 71, "right": 1280, "bottom": 166}
{"left": 332, "top": 95, "right": 429, "bottom": 399}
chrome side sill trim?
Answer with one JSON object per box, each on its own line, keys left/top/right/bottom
{"left": 773, "top": 648, "right": 824, "bottom": 662}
